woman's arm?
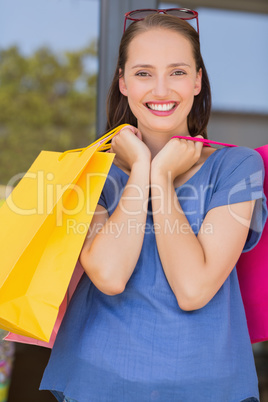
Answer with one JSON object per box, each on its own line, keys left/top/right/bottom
{"left": 151, "top": 138, "right": 256, "bottom": 311}
{"left": 80, "top": 128, "right": 151, "bottom": 296}
{"left": 151, "top": 173, "right": 255, "bottom": 310}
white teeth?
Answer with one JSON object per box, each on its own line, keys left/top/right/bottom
{"left": 147, "top": 102, "right": 175, "bottom": 111}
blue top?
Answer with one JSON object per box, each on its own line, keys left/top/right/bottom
{"left": 41, "top": 146, "right": 267, "bottom": 402}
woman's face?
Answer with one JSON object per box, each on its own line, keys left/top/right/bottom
{"left": 119, "top": 28, "right": 202, "bottom": 137}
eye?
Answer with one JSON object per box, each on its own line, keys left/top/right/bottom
{"left": 135, "top": 71, "right": 150, "bottom": 77}
{"left": 171, "top": 70, "right": 186, "bottom": 76}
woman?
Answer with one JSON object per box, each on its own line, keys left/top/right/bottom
{"left": 40, "top": 9, "right": 267, "bottom": 402}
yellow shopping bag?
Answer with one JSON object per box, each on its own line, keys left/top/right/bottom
{"left": 0, "top": 125, "right": 127, "bottom": 342}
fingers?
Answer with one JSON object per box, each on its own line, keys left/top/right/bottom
{"left": 135, "top": 129, "right": 142, "bottom": 141}
{"left": 119, "top": 125, "right": 136, "bottom": 135}
{"left": 172, "top": 135, "right": 204, "bottom": 150}
{"left": 193, "top": 135, "right": 204, "bottom": 152}
{"left": 170, "top": 136, "right": 203, "bottom": 163}
{"left": 111, "top": 126, "right": 134, "bottom": 146}
{"left": 119, "top": 125, "right": 142, "bottom": 140}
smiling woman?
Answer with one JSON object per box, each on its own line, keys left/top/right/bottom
{"left": 40, "top": 10, "right": 267, "bottom": 402}
{"left": 118, "top": 28, "right": 202, "bottom": 144}
{"left": 107, "top": 14, "right": 211, "bottom": 141}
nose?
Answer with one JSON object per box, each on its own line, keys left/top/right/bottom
{"left": 151, "top": 75, "right": 171, "bottom": 98}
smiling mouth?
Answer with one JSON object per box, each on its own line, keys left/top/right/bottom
{"left": 146, "top": 102, "right": 177, "bottom": 112}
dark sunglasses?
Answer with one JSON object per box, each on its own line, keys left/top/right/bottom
{"left": 123, "top": 8, "right": 199, "bottom": 34}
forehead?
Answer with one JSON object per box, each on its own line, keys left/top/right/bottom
{"left": 126, "top": 28, "right": 194, "bottom": 64}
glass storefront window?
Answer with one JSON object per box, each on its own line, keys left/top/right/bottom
{"left": 0, "top": 0, "right": 100, "bottom": 186}
{"left": 159, "top": 3, "right": 268, "bottom": 114}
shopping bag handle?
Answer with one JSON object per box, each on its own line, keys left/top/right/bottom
{"left": 171, "top": 135, "right": 238, "bottom": 148}
{"left": 59, "top": 130, "right": 238, "bottom": 161}
{"left": 59, "top": 124, "right": 130, "bottom": 161}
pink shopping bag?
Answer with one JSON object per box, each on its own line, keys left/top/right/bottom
{"left": 235, "top": 144, "right": 268, "bottom": 343}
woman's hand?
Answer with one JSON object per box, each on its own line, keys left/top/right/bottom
{"left": 151, "top": 136, "right": 204, "bottom": 182}
{"left": 109, "top": 125, "right": 151, "bottom": 173}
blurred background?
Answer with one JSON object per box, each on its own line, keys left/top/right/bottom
{"left": 0, "top": 0, "right": 267, "bottom": 401}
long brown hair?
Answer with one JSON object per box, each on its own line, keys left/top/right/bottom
{"left": 106, "top": 14, "right": 211, "bottom": 139}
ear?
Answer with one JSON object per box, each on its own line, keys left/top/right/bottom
{"left": 118, "top": 69, "right": 128, "bottom": 96}
{"left": 194, "top": 68, "right": 202, "bottom": 96}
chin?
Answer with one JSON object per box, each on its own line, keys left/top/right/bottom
{"left": 145, "top": 120, "right": 184, "bottom": 135}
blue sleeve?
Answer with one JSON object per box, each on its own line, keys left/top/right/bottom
{"left": 207, "top": 147, "right": 267, "bottom": 252}
{"left": 96, "top": 164, "right": 125, "bottom": 214}
{"left": 97, "top": 190, "right": 108, "bottom": 210}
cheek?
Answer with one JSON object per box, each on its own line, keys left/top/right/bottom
{"left": 178, "top": 79, "right": 197, "bottom": 101}
{"left": 126, "top": 82, "right": 146, "bottom": 105}
{"left": 124, "top": 85, "right": 141, "bottom": 116}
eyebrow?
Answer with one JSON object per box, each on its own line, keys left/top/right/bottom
{"left": 131, "top": 63, "right": 191, "bottom": 69}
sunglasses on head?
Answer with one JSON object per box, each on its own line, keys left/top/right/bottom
{"left": 123, "top": 8, "right": 199, "bottom": 34}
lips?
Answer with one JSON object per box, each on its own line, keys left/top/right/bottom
{"left": 144, "top": 101, "right": 179, "bottom": 116}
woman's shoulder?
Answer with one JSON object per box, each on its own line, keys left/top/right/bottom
{"left": 205, "top": 146, "right": 265, "bottom": 194}
{"left": 220, "top": 145, "right": 261, "bottom": 159}
{"left": 111, "top": 160, "right": 130, "bottom": 178}
{"left": 211, "top": 145, "right": 264, "bottom": 172}
{"left": 100, "top": 160, "right": 129, "bottom": 195}
{"left": 102, "top": 159, "right": 130, "bottom": 182}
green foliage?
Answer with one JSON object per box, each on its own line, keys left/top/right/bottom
{"left": 0, "top": 42, "right": 98, "bottom": 184}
